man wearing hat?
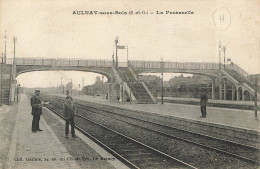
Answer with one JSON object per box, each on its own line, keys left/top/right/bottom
{"left": 200, "top": 89, "right": 208, "bottom": 118}
{"left": 63, "top": 95, "right": 76, "bottom": 138}
{"left": 31, "top": 90, "right": 44, "bottom": 132}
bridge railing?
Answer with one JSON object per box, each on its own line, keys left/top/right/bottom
{"left": 11, "top": 58, "right": 251, "bottom": 78}
{"left": 14, "top": 58, "right": 113, "bottom": 67}
{"left": 129, "top": 60, "right": 220, "bottom": 70}
{"left": 3, "top": 58, "right": 13, "bottom": 64}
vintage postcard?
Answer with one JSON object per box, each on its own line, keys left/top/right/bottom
{"left": 0, "top": 0, "right": 259, "bottom": 168}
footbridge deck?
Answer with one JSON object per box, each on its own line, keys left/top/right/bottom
{"left": 2, "top": 57, "right": 259, "bottom": 105}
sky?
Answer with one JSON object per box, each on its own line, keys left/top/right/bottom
{"left": 16, "top": 71, "right": 107, "bottom": 90}
{"left": 0, "top": 0, "right": 259, "bottom": 88}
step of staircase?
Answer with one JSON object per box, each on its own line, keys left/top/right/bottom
{"left": 118, "top": 68, "right": 155, "bottom": 104}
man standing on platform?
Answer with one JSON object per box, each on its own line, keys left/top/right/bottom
{"left": 200, "top": 90, "right": 208, "bottom": 118}
{"left": 31, "top": 90, "right": 43, "bottom": 133}
{"left": 63, "top": 96, "right": 76, "bottom": 138}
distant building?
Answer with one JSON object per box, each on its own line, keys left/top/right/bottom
{"left": 138, "top": 75, "right": 161, "bottom": 97}
{"left": 138, "top": 74, "right": 216, "bottom": 99}
{"left": 248, "top": 74, "right": 260, "bottom": 83}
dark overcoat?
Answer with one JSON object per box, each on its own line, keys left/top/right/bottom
{"left": 200, "top": 93, "right": 208, "bottom": 106}
{"left": 63, "top": 102, "right": 75, "bottom": 119}
{"left": 31, "top": 95, "right": 42, "bottom": 116}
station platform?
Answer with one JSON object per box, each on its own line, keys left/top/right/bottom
{"left": 51, "top": 94, "right": 260, "bottom": 131}
{"left": 4, "top": 94, "right": 129, "bottom": 169}
{"left": 159, "top": 97, "right": 260, "bottom": 106}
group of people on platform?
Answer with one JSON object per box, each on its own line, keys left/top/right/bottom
{"left": 31, "top": 90, "right": 76, "bottom": 138}
{"left": 30, "top": 88, "right": 208, "bottom": 137}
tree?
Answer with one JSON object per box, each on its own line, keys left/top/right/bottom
{"left": 66, "top": 82, "right": 72, "bottom": 90}
{"left": 82, "top": 76, "right": 108, "bottom": 96}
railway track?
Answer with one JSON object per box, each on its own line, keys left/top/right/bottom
{"left": 77, "top": 104, "right": 260, "bottom": 164}
{"left": 45, "top": 99, "right": 196, "bottom": 169}
{"left": 44, "top": 95, "right": 260, "bottom": 168}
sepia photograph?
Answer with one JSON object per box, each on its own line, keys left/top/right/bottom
{"left": 0, "top": 0, "right": 260, "bottom": 168}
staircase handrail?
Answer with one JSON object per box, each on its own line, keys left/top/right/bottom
{"left": 224, "top": 68, "right": 260, "bottom": 100}
{"left": 221, "top": 70, "right": 239, "bottom": 84}
{"left": 128, "top": 67, "right": 138, "bottom": 81}
{"left": 226, "top": 63, "right": 249, "bottom": 77}
{"left": 226, "top": 63, "right": 254, "bottom": 84}
{"left": 141, "top": 82, "right": 157, "bottom": 103}
{"left": 243, "top": 83, "right": 260, "bottom": 100}
{"left": 128, "top": 67, "right": 156, "bottom": 103}
{"left": 123, "top": 82, "right": 137, "bottom": 102}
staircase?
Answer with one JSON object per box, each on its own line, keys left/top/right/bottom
{"left": 224, "top": 68, "right": 260, "bottom": 100}
{"left": 118, "top": 67, "right": 155, "bottom": 104}
{"left": 225, "top": 70, "right": 260, "bottom": 91}
{"left": 0, "top": 64, "right": 12, "bottom": 105}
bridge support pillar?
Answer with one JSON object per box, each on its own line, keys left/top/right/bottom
{"left": 107, "top": 83, "right": 111, "bottom": 100}
{"left": 249, "top": 93, "right": 253, "bottom": 101}
{"left": 10, "top": 82, "right": 16, "bottom": 102}
{"left": 10, "top": 64, "right": 17, "bottom": 103}
{"left": 223, "top": 79, "right": 227, "bottom": 100}
{"left": 109, "top": 82, "right": 119, "bottom": 101}
{"left": 219, "top": 82, "right": 223, "bottom": 100}
{"left": 211, "top": 79, "right": 215, "bottom": 100}
{"left": 119, "top": 83, "right": 123, "bottom": 102}
{"left": 242, "top": 90, "right": 245, "bottom": 101}
{"left": 237, "top": 88, "right": 240, "bottom": 101}
{"left": 231, "top": 85, "right": 235, "bottom": 101}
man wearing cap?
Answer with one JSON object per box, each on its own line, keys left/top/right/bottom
{"left": 31, "top": 90, "right": 43, "bottom": 132}
{"left": 200, "top": 90, "right": 208, "bottom": 118}
{"left": 63, "top": 96, "right": 76, "bottom": 138}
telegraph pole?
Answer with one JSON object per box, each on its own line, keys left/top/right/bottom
{"left": 82, "top": 77, "right": 84, "bottom": 95}
{"left": 12, "top": 37, "right": 17, "bottom": 103}
{"left": 4, "top": 31, "right": 7, "bottom": 63}
{"left": 61, "top": 76, "right": 62, "bottom": 94}
{"left": 223, "top": 46, "right": 226, "bottom": 70}
{"left": 102, "top": 76, "right": 104, "bottom": 99}
{"left": 82, "top": 77, "right": 84, "bottom": 88}
{"left": 1, "top": 53, "right": 3, "bottom": 105}
{"left": 255, "top": 75, "right": 258, "bottom": 119}
{"left": 78, "top": 84, "right": 80, "bottom": 96}
{"left": 127, "top": 45, "right": 129, "bottom": 67}
{"left": 115, "top": 36, "right": 118, "bottom": 68}
{"left": 12, "top": 37, "right": 17, "bottom": 80}
{"left": 17, "top": 84, "right": 20, "bottom": 103}
{"left": 13, "top": 37, "right": 17, "bottom": 64}
{"left": 112, "top": 52, "right": 115, "bottom": 66}
{"left": 160, "top": 58, "right": 164, "bottom": 104}
{"left": 71, "top": 79, "right": 73, "bottom": 95}
{"left": 218, "top": 41, "right": 222, "bottom": 70}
